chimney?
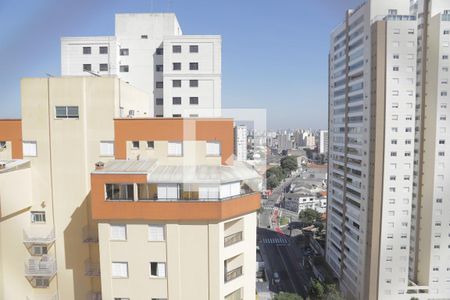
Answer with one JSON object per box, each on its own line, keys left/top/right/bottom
{"left": 95, "top": 161, "right": 104, "bottom": 170}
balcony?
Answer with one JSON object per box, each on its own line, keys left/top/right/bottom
{"left": 82, "top": 226, "right": 98, "bottom": 243}
{"left": 85, "top": 260, "right": 101, "bottom": 277}
{"left": 224, "top": 231, "right": 243, "bottom": 247}
{"left": 86, "top": 292, "right": 102, "bottom": 300}
{"left": 23, "top": 228, "right": 55, "bottom": 247}
{"left": 24, "top": 255, "right": 57, "bottom": 277}
{"left": 225, "top": 266, "right": 243, "bottom": 283}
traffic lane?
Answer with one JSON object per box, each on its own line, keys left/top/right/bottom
{"left": 277, "top": 244, "right": 308, "bottom": 298}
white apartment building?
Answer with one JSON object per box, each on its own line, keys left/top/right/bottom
{"left": 234, "top": 125, "right": 248, "bottom": 161}
{"left": 327, "top": 1, "right": 450, "bottom": 299}
{"left": 285, "top": 191, "right": 327, "bottom": 215}
{"left": 319, "top": 130, "right": 328, "bottom": 154}
{"left": 61, "top": 13, "right": 221, "bottom": 118}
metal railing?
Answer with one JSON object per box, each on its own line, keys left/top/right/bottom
{"left": 82, "top": 227, "right": 98, "bottom": 243}
{"left": 225, "top": 266, "right": 243, "bottom": 283}
{"left": 24, "top": 255, "right": 57, "bottom": 277}
{"left": 224, "top": 232, "right": 243, "bottom": 247}
{"left": 84, "top": 260, "right": 101, "bottom": 277}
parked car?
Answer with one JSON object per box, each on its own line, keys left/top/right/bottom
{"left": 272, "top": 272, "right": 281, "bottom": 285}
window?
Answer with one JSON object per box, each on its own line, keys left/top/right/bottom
{"left": 55, "top": 106, "right": 79, "bottom": 119}
{"left": 206, "top": 141, "right": 221, "bottom": 156}
{"left": 99, "top": 63, "right": 108, "bottom": 72}
{"left": 189, "top": 97, "right": 199, "bottom": 105}
{"left": 172, "top": 97, "right": 182, "bottom": 105}
{"left": 439, "top": 140, "right": 445, "bottom": 144}
{"left": 148, "top": 225, "right": 165, "bottom": 241}
{"left": 141, "top": 35, "right": 148, "bottom": 39}
{"left": 31, "top": 211, "right": 46, "bottom": 223}
{"left": 408, "top": 29, "right": 415, "bottom": 34}
{"left": 100, "top": 141, "right": 114, "bottom": 156}
{"left": 106, "top": 184, "right": 134, "bottom": 201}
{"left": 225, "top": 288, "right": 242, "bottom": 300}
{"left": 190, "top": 80, "right": 198, "bottom": 87}
{"left": 190, "top": 45, "right": 199, "bottom": 53}
{"left": 83, "top": 46, "right": 91, "bottom": 54}
{"left": 444, "top": 55, "right": 449, "bottom": 60}
{"left": 120, "top": 48, "right": 129, "bottom": 56}
{"left": 132, "top": 141, "right": 139, "bottom": 149}
{"left": 173, "top": 80, "right": 181, "bottom": 88}
{"left": 31, "top": 245, "right": 48, "bottom": 256}
{"left": 172, "top": 45, "right": 181, "bottom": 53}
{"left": 172, "top": 114, "right": 182, "bottom": 118}
{"left": 114, "top": 298, "right": 130, "bottom": 300}
{"left": 150, "top": 262, "right": 166, "bottom": 277}
{"left": 156, "top": 65, "right": 163, "bottom": 72}
{"left": 111, "top": 262, "right": 128, "bottom": 278}
{"left": 189, "top": 62, "right": 199, "bottom": 70}
{"left": 393, "top": 66, "right": 399, "bottom": 71}
{"left": 120, "top": 65, "right": 129, "bottom": 72}
{"left": 147, "top": 141, "right": 154, "bottom": 149}
{"left": 23, "top": 141, "right": 37, "bottom": 157}
{"left": 173, "top": 62, "right": 181, "bottom": 70}
{"left": 99, "top": 46, "right": 108, "bottom": 54}
{"left": 83, "top": 64, "right": 91, "bottom": 71}
{"left": 156, "top": 98, "right": 163, "bottom": 105}
{"left": 0, "top": 141, "right": 6, "bottom": 150}
{"left": 168, "top": 142, "right": 183, "bottom": 156}
{"left": 110, "top": 224, "right": 127, "bottom": 241}
{"left": 444, "top": 30, "right": 450, "bottom": 35}
{"left": 388, "top": 9, "right": 398, "bottom": 15}
{"left": 35, "top": 278, "right": 49, "bottom": 288}
{"left": 393, "top": 54, "right": 399, "bottom": 59}
{"left": 156, "top": 48, "right": 163, "bottom": 55}
{"left": 156, "top": 81, "right": 163, "bottom": 88}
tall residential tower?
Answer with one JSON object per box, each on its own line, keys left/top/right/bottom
{"left": 327, "top": 1, "right": 450, "bottom": 299}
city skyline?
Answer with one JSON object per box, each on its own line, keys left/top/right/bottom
{"left": 0, "top": 0, "right": 361, "bottom": 129}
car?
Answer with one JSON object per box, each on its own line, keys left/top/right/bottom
{"left": 272, "top": 272, "right": 281, "bottom": 285}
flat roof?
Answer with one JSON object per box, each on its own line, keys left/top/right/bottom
{"left": 93, "top": 160, "right": 260, "bottom": 184}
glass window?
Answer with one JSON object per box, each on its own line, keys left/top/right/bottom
{"left": 99, "top": 63, "right": 108, "bottom": 72}
{"left": 156, "top": 65, "right": 163, "bottom": 72}
{"left": 106, "top": 184, "right": 134, "bottom": 201}
{"left": 172, "top": 97, "right": 182, "bottom": 105}
{"left": 150, "top": 262, "right": 166, "bottom": 277}
{"left": 156, "top": 48, "right": 163, "bottom": 55}
{"left": 83, "top": 46, "right": 91, "bottom": 54}
{"left": 190, "top": 80, "right": 198, "bottom": 87}
{"left": 172, "top": 80, "right": 181, "bottom": 88}
{"left": 189, "top": 62, "right": 199, "bottom": 70}
{"left": 148, "top": 225, "right": 165, "bottom": 241}
{"left": 156, "top": 98, "right": 163, "bottom": 105}
{"left": 111, "top": 262, "right": 128, "bottom": 278}
{"left": 120, "top": 48, "right": 129, "bottom": 56}
{"left": 100, "top": 141, "right": 114, "bottom": 156}
{"left": 156, "top": 81, "right": 163, "bottom": 88}
{"left": 99, "top": 46, "right": 108, "bottom": 54}
{"left": 190, "top": 45, "right": 199, "bottom": 53}
{"left": 23, "top": 141, "right": 37, "bottom": 157}
{"left": 120, "top": 65, "right": 129, "bottom": 72}
{"left": 173, "top": 62, "right": 181, "bottom": 70}
{"left": 83, "top": 64, "right": 91, "bottom": 71}
{"left": 206, "top": 141, "right": 221, "bottom": 156}
{"left": 189, "top": 97, "right": 199, "bottom": 105}
{"left": 31, "top": 211, "right": 46, "bottom": 223}
{"left": 110, "top": 224, "right": 127, "bottom": 240}
{"left": 172, "top": 45, "right": 181, "bottom": 53}
{"left": 167, "top": 142, "right": 183, "bottom": 156}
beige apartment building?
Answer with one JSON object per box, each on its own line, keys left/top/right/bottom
{"left": 0, "top": 76, "right": 260, "bottom": 300}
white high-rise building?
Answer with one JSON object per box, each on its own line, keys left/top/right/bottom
{"left": 319, "top": 130, "right": 328, "bottom": 154}
{"left": 234, "top": 125, "right": 248, "bottom": 161}
{"left": 327, "top": 1, "right": 450, "bottom": 299}
{"left": 61, "top": 13, "right": 221, "bottom": 118}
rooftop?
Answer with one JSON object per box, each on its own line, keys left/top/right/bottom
{"left": 93, "top": 160, "right": 261, "bottom": 184}
{"left": 0, "top": 160, "right": 30, "bottom": 173}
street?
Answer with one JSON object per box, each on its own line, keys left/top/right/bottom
{"left": 257, "top": 228, "right": 316, "bottom": 299}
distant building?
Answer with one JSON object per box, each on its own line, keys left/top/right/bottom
{"left": 319, "top": 130, "right": 328, "bottom": 154}
{"left": 234, "top": 125, "right": 248, "bottom": 161}
{"left": 285, "top": 191, "right": 327, "bottom": 214}
{"left": 304, "top": 133, "right": 316, "bottom": 149}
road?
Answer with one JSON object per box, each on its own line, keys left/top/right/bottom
{"left": 257, "top": 228, "right": 316, "bottom": 299}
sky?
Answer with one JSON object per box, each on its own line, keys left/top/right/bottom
{"left": 0, "top": 0, "right": 363, "bottom": 130}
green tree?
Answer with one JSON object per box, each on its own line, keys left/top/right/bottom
{"left": 267, "top": 166, "right": 285, "bottom": 180}
{"left": 299, "top": 208, "right": 322, "bottom": 225}
{"left": 281, "top": 156, "right": 298, "bottom": 173}
{"left": 266, "top": 175, "right": 280, "bottom": 190}
{"left": 308, "top": 279, "right": 325, "bottom": 299}
{"left": 324, "top": 284, "right": 345, "bottom": 300}
{"left": 274, "top": 292, "right": 304, "bottom": 300}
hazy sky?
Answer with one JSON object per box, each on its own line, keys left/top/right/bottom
{"left": 0, "top": 0, "right": 363, "bottom": 129}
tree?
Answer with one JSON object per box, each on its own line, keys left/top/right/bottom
{"left": 281, "top": 156, "right": 298, "bottom": 173}
{"left": 274, "top": 292, "right": 303, "bottom": 300}
{"left": 324, "top": 284, "right": 345, "bottom": 300}
{"left": 299, "top": 208, "right": 322, "bottom": 225}
{"left": 308, "top": 279, "right": 325, "bottom": 299}
{"left": 266, "top": 175, "right": 280, "bottom": 190}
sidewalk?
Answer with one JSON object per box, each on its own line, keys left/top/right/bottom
{"left": 256, "top": 281, "right": 273, "bottom": 300}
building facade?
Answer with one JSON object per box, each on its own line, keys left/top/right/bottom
{"left": 319, "top": 130, "right": 328, "bottom": 154}
{"left": 0, "top": 76, "right": 260, "bottom": 300}
{"left": 234, "top": 125, "right": 248, "bottom": 161}
{"left": 61, "top": 13, "right": 221, "bottom": 118}
{"left": 327, "top": 1, "right": 450, "bottom": 299}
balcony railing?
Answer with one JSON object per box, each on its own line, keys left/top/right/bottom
{"left": 224, "top": 232, "right": 243, "bottom": 247}
{"left": 82, "top": 226, "right": 99, "bottom": 243}
{"left": 225, "top": 266, "right": 243, "bottom": 283}
{"left": 24, "top": 255, "right": 57, "bottom": 277}
{"left": 23, "top": 229, "right": 55, "bottom": 246}
{"left": 87, "top": 292, "right": 102, "bottom": 300}
{"left": 85, "top": 260, "right": 101, "bottom": 277}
